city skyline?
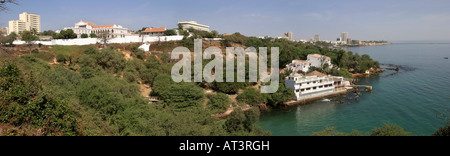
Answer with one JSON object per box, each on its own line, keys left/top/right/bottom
{"left": 1, "top": 0, "right": 449, "bottom": 41}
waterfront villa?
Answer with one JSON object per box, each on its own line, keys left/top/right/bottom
{"left": 286, "top": 54, "right": 333, "bottom": 73}
{"left": 285, "top": 71, "right": 346, "bottom": 101}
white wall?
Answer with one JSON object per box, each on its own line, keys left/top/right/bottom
{"left": 13, "top": 35, "right": 184, "bottom": 46}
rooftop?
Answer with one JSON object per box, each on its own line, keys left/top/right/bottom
{"left": 142, "top": 27, "right": 167, "bottom": 33}
{"left": 93, "top": 25, "right": 115, "bottom": 29}
{"left": 306, "top": 71, "right": 327, "bottom": 77}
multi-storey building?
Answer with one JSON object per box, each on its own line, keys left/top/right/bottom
{"left": 341, "top": 32, "right": 349, "bottom": 44}
{"left": 8, "top": 12, "right": 41, "bottom": 34}
{"left": 314, "top": 34, "right": 320, "bottom": 42}
{"left": 8, "top": 20, "right": 26, "bottom": 34}
{"left": 283, "top": 32, "right": 293, "bottom": 41}
{"left": 19, "top": 12, "right": 41, "bottom": 32}
{"left": 285, "top": 72, "right": 345, "bottom": 100}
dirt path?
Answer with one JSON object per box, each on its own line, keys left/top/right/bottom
{"left": 139, "top": 83, "right": 152, "bottom": 97}
{"left": 216, "top": 104, "right": 252, "bottom": 118}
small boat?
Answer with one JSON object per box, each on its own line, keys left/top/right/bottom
{"left": 322, "top": 99, "right": 331, "bottom": 102}
{"left": 445, "top": 57, "right": 449, "bottom": 59}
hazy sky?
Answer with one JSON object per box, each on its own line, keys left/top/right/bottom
{"left": 1, "top": 0, "right": 449, "bottom": 41}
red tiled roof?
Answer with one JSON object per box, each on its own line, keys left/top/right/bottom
{"left": 86, "top": 22, "right": 96, "bottom": 26}
{"left": 294, "top": 60, "right": 307, "bottom": 63}
{"left": 93, "top": 25, "right": 115, "bottom": 29}
{"left": 306, "top": 71, "right": 327, "bottom": 77}
{"left": 142, "top": 27, "right": 167, "bottom": 33}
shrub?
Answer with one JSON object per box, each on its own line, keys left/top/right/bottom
{"left": 207, "top": 93, "right": 231, "bottom": 113}
{"left": 237, "top": 88, "right": 265, "bottom": 106}
{"left": 370, "top": 123, "right": 412, "bottom": 136}
{"left": 159, "top": 83, "right": 204, "bottom": 109}
{"left": 81, "top": 34, "right": 88, "bottom": 38}
{"left": 433, "top": 126, "right": 450, "bottom": 136}
{"left": 56, "top": 54, "right": 68, "bottom": 63}
{"left": 83, "top": 46, "right": 99, "bottom": 55}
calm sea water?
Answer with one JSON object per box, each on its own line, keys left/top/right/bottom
{"left": 256, "top": 42, "right": 450, "bottom": 136}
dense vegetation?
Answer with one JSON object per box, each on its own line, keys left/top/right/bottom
{"left": 312, "top": 123, "right": 413, "bottom": 136}
{"left": 0, "top": 44, "right": 270, "bottom": 136}
{"left": 3, "top": 30, "right": 442, "bottom": 136}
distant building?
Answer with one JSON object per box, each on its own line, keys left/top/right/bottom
{"left": 283, "top": 32, "right": 293, "bottom": 41}
{"left": 286, "top": 54, "right": 333, "bottom": 73}
{"left": 8, "top": 12, "right": 41, "bottom": 34}
{"left": 64, "top": 20, "right": 128, "bottom": 38}
{"left": 19, "top": 12, "right": 41, "bottom": 32}
{"left": 0, "top": 27, "right": 9, "bottom": 35}
{"left": 178, "top": 21, "right": 210, "bottom": 32}
{"left": 352, "top": 40, "right": 362, "bottom": 45}
{"left": 314, "top": 34, "right": 320, "bottom": 42}
{"left": 8, "top": 20, "right": 26, "bottom": 34}
{"left": 285, "top": 72, "right": 345, "bottom": 100}
{"left": 341, "top": 32, "right": 348, "bottom": 44}
{"left": 347, "top": 38, "right": 352, "bottom": 45}
{"left": 141, "top": 27, "right": 167, "bottom": 36}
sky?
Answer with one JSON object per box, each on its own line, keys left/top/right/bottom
{"left": 1, "top": 0, "right": 450, "bottom": 41}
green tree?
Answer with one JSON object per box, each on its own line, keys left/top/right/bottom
{"left": 267, "top": 84, "right": 295, "bottom": 107}
{"left": 433, "top": 126, "right": 450, "bottom": 136}
{"left": 237, "top": 88, "right": 265, "bottom": 106}
{"left": 370, "top": 123, "right": 412, "bottom": 136}
{"left": 95, "top": 48, "right": 125, "bottom": 74}
{"left": 89, "top": 33, "right": 97, "bottom": 38}
{"left": 81, "top": 33, "right": 89, "bottom": 38}
{"left": 1, "top": 32, "right": 18, "bottom": 46}
{"left": 53, "top": 29, "right": 77, "bottom": 39}
{"left": 164, "top": 29, "right": 177, "bottom": 36}
{"left": 20, "top": 31, "right": 39, "bottom": 53}
{"left": 207, "top": 93, "right": 231, "bottom": 113}
{"left": 159, "top": 83, "right": 204, "bottom": 110}
{"left": 56, "top": 54, "right": 68, "bottom": 64}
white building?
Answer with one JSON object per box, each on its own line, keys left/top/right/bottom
{"left": 285, "top": 72, "right": 345, "bottom": 100}
{"left": 178, "top": 21, "right": 210, "bottom": 32}
{"left": 286, "top": 54, "right": 333, "bottom": 73}
{"left": 19, "top": 12, "right": 41, "bottom": 32}
{"left": 8, "top": 12, "right": 41, "bottom": 34}
{"left": 64, "top": 20, "right": 128, "bottom": 38}
{"left": 307, "top": 54, "right": 332, "bottom": 68}
{"left": 8, "top": 20, "right": 26, "bottom": 34}
{"left": 341, "top": 32, "right": 349, "bottom": 44}
{"left": 141, "top": 27, "right": 166, "bottom": 36}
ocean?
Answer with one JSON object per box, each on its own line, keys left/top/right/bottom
{"left": 256, "top": 42, "right": 450, "bottom": 136}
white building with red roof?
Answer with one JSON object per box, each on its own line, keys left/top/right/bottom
{"left": 64, "top": 20, "right": 128, "bottom": 38}
{"left": 286, "top": 54, "right": 333, "bottom": 73}
{"left": 141, "top": 27, "right": 167, "bottom": 36}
